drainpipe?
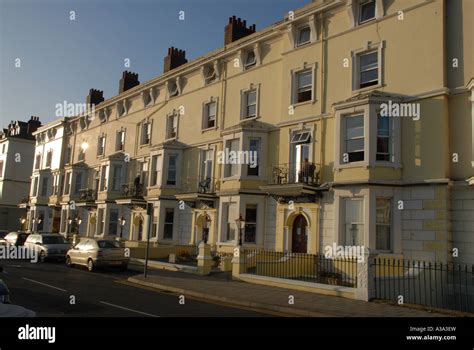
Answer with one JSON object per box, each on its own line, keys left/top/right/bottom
{"left": 319, "top": 12, "right": 326, "bottom": 184}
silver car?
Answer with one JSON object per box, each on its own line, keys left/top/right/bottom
{"left": 66, "top": 239, "right": 129, "bottom": 272}
{"left": 24, "top": 234, "right": 71, "bottom": 262}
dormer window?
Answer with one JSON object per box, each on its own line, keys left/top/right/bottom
{"left": 98, "top": 108, "right": 109, "bottom": 123}
{"left": 79, "top": 117, "right": 89, "bottom": 131}
{"left": 203, "top": 65, "right": 217, "bottom": 85}
{"left": 296, "top": 25, "right": 311, "bottom": 47}
{"left": 244, "top": 51, "right": 256, "bottom": 70}
{"left": 359, "top": 0, "right": 376, "bottom": 24}
{"left": 167, "top": 78, "right": 181, "bottom": 98}
{"left": 142, "top": 87, "right": 156, "bottom": 107}
{"left": 117, "top": 100, "right": 128, "bottom": 117}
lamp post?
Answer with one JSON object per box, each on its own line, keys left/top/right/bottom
{"left": 235, "top": 214, "right": 245, "bottom": 247}
{"left": 75, "top": 216, "right": 82, "bottom": 234}
{"left": 67, "top": 217, "right": 73, "bottom": 240}
{"left": 37, "top": 217, "right": 43, "bottom": 232}
{"left": 19, "top": 217, "right": 26, "bottom": 231}
{"left": 120, "top": 216, "right": 126, "bottom": 238}
{"left": 31, "top": 218, "right": 36, "bottom": 233}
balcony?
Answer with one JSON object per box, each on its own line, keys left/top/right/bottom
{"left": 260, "top": 162, "right": 322, "bottom": 200}
{"left": 75, "top": 189, "right": 97, "bottom": 209}
{"left": 116, "top": 182, "right": 147, "bottom": 207}
{"left": 175, "top": 177, "right": 219, "bottom": 208}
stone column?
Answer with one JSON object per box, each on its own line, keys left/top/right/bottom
{"left": 197, "top": 241, "right": 212, "bottom": 276}
{"left": 355, "top": 248, "right": 376, "bottom": 301}
{"left": 231, "top": 246, "right": 246, "bottom": 280}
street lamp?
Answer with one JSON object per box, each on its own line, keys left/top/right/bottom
{"left": 235, "top": 214, "right": 245, "bottom": 247}
{"left": 18, "top": 217, "right": 26, "bottom": 231}
{"left": 37, "top": 217, "right": 43, "bottom": 232}
{"left": 120, "top": 216, "right": 126, "bottom": 238}
{"left": 67, "top": 217, "right": 73, "bottom": 239}
{"left": 31, "top": 218, "right": 36, "bottom": 233}
{"left": 75, "top": 216, "right": 82, "bottom": 234}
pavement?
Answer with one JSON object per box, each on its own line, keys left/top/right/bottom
{"left": 0, "top": 260, "right": 271, "bottom": 317}
{"left": 128, "top": 269, "right": 452, "bottom": 317}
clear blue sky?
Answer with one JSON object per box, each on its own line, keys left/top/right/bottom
{"left": 0, "top": 0, "right": 309, "bottom": 127}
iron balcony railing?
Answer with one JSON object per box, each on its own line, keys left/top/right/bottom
{"left": 179, "top": 177, "right": 219, "bottom": 194}
{"left": 78, "top": 188, "right": 97, "bottom": 201}
{"left": 121, "top": 182, "right": 146, "bottom": 198}
{"left": 270, "top": 162, "right": 320, "bottom": 185}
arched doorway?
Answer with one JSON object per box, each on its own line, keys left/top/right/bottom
{"left": 134, "top": 214, "right": 144, "bottom": 241}
{"left": 196, "top": 214, "right": 210, "bottom": 244}
{"left": 292, "top": 214, "right": 308, "bottom": 253}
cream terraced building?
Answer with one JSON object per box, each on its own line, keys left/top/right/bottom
{"left": 24, "top": 0, "right": 473, "bottom": 264}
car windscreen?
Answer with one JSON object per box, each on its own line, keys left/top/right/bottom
{"left": 97, "top": 240, "right": 121, "bottom": 249}
{"left": 42, "top": 236, "right": 66, "bottom": 244}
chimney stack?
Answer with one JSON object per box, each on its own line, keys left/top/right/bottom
{"left": 118, "top": 71, "right": 140, "bottom": 93}
{"left": 27, "top": 116, "right": 41, "bottom": 135}
{"left": 86, "top": 89, "right": 105, "bottom": 106}
{"left": 163, "top": 47, "right": 188, "bottom": 73}
{"left": 224, "top": 16, "right": 256, "bottom": 45}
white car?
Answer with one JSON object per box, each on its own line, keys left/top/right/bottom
{"left": 24, "top": 234, "right": 71, "bottom": 262}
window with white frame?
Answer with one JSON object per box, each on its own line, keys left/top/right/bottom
{"left": 73, "top": 172, "right": 82, "bottom": 194}
{"left": 97, "top": 208, "right": 105, "bottom": 235}
{"left": 64, "top": 172, "right": 71, "bottom": 195}
{"left": 356, "top": 50, "right": 378, "bottom": 89}
{"left": 45, "top": 150, "right": 53, "bottom": 168}
{"left": 78, "top": 147, "right": 85, "bottom": 162}
{"left": 116, "top": 130, "right": 125, "bottom": 151}
{"left": 376, "top": 197, "right": 391, "bottom": 251}
{"left": 141, "top": 121, "right": 152, "bottom": 145}
{"left": 343, "top": 115, "right": 364, "bottom": 163}
{"left": 151, "top": 208, "right": 159, "bottom": 238}
{"left": 166, "top": 114, "right": 178, "bottom": 139}
{"left": 247, "top": 138, "right": 260, "bottom": 176}
{"left": 163, "top": 208, "right": 174, "bottom": 239}
{"left": 203, "top": 101, "right": 216, "bottom": 129}
{"left": 243, "top": 89, "right": 257, "bottom": 119}
{"left": 166, "top": 154, "right": 177, "bottom": 185}
{"left": 244, "top": 205, "right": 257, "bottom": 243}
{"left": 224, "top": 203, "right": 237, "bottom": 242}
{"left": 358, "top": 0, "right": 376, "bottom": 24}
{"left": 343, "top": 198, "right": 364, "bottom": 246}
{"left": 32, "top": 176, "right": 39, "bottom": 196}
{"left": 224, "top": 139, "right": 239, "bottom": 177}
{"left": 111, "top": 165, "right": 122, "bottom": 191}
{"left": 108, "top": 209, "right": 119, "bottom": 236}
{"left": 200, "top": 149, "right": 213, "bottom": 182}
{"left": 295, "top": 69, "right": 313, "bottom": 103}
{"left": 35, "top": 154, "right": 41, "bottom": 170}
{"left": 97, "top": 135, "right": 106, "bottom": 156}
{"left": 117, "top": 100, "right": 127, "bottom": 117}
{"left": 0, "top": 161, "right": 4, "bottom": 178}
{"left": 100, "top": 165, "right": 109, "bottom": 191}
{"left": 244, "top": 50, "right": 257, "bottom": 70}
{"left": 64, "top": 146, "right": 71, "bottom": 165}
{"left": 376, "top": 114, "right": 391, "bottom": 161}
{"left": 40, "top": 177, "right": 49, "bottom": 197}
{"left": 150, "top": 154, "right": 162, "bottom": 187}
{"left": 296, "top": 25, "right": 311, "bottom": 47}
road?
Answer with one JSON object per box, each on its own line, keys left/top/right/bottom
{"left": 0, "top": 260, "right": 271, "bottom": 317}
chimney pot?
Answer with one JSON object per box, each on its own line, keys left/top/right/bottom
{"left": 163, "top": 46, "right": 188, "bottom": 73}
{"left": 224, "top": 15, "right": 256, "bottom": 45}
{"left": 118, "top": 71, "right": 140, "bottom": 94}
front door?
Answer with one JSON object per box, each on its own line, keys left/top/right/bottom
{"left": 52, "top": 216, "right": 60, "bottom": 233}
{"left": 292, "top": 214, "right": 308, "bottom": 253}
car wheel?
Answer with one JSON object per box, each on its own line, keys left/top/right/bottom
{"left": 87, "top": 259, "right": 95, "bottom": 272}
{"left": 65, "top": 256, "right": 73, "bottom": 267}
{"left": 39, "top": 251, "right": 46, "bottom": 263}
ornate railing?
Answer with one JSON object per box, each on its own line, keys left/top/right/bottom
{"left": 121, "top": 182, "right": 145, "bottom": 198}
{"left": 78, "top": 188, "right": 97, "bottom": 201}
{"left": 270, "top": 162, "right": 320, "bottom": 185}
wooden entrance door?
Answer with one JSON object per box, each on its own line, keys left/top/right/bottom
{"left": 292, "top": 214, "right": 308, "bottom": 253}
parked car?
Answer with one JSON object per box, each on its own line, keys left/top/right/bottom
{"left": 4, "top": 232, "right": 28, "bottom": 247}
{"left": 24, "top": 234, "right": 71, "bottom": 262}
{"left": 0, "top": 266, "right": 35, "bottom": 317}
{"left": 66, "top": 239, "right": 129, "bottom": 272}
{"left": 0, "top": 231, "right": 9, "bottom": 246}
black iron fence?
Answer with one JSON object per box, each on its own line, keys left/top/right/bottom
{"left": 241, "top": 250, "right": 358, "bottom": 287}
{"left": 373, "top": 258, "right": 474, "bottom": 313}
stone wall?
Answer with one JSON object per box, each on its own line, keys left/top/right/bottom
{"left": 451, "top": 186, "right": 474, "bottom": 265}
